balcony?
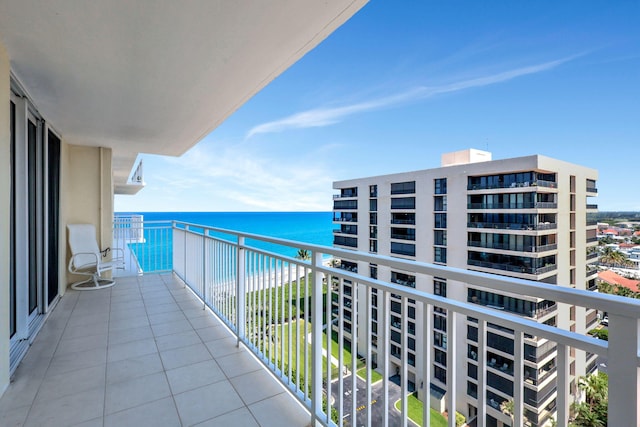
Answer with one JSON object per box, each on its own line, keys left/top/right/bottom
{"left": 467, "top": 202, "right": 557, "bottom": 209}
{"left": 467, "top": 259, "right": 557, "bottom": 276}
{"left": 467, "top": 241, "right": 557, "bottom": 253}
{"left": 333, "top": 214, "right": 358, "bottom": 223}
{"left": 467, "top": 179, "right": 558, "bottom": 190}
{"left": 0, "top": 274, "right": 309, "bottom": 427}
{"left": 3, "top": 218, "right": 640, "bottom": 427}
{"left": 467, "top": 221, "right": 558, "bottom": 231}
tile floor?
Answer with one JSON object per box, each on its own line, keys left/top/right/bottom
{"left": 0, "top": 273, "right": 310, "bottom": 427}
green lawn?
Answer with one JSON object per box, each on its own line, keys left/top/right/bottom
{"left": 322, "top": 330, "right": 383, "bottom": 383}
{"left": 394, "top": 392, "right": 448, "bottom": 427}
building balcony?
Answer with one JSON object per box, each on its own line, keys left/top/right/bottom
{"left": 586, "top": 204, "right": 598, "bottom": 210}
{"left": 333, "top": 192, "right": 357, "bottom": 199}
{"left": 467, "top": 221, "right": 558, "bottom": 231}
{"left": 333, "top": 235, "right": 358, "bottom": 248}
{"left": 467, "top": 241, "right": 557, "bottom": 253}
{"left": 467, "top": 202, "right": 557, "bottom": 210}
{"left": 586, "top": 187, "right": 598, "bottom": 194}
{"left": 4, "top": 218, "right": 640, "bottom": 427}
{"left": 333, "top": 214, "right": 358, "bottom": 223}
{"left": 0, "top": 274, "right": 309, "bottom": 427}
{"left": 467, "top": 179, "right": 558, "bottom": 191}
{"left": 333, "top": 227, "right": 357, "bottom": 235}
{"left": 467, "top": 259, "right": 557, "bottom": 276}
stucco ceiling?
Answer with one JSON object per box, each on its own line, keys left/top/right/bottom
{"left": 0, "top": 0, "right": 367, "bottom": 191}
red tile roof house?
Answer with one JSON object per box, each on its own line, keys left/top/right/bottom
{"left": 598, "top": 270, "right": 640, "bottom": 293}
{"left": 619, "top": 243, "right": 640, "bottom": 251}
{"left": 618, "top": 228, "right": 633, "bottom": 237}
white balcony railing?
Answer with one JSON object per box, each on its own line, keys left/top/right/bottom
{"left": 113, "top": 218, "right": 640, "bottom": 427}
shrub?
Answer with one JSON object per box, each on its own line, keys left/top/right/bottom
{"left": 588, "top": 328, "right": 608, "bottom": 341}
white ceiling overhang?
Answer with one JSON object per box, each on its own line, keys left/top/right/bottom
{"left": 0, "top": 0, "right": 367, "bottom": 193}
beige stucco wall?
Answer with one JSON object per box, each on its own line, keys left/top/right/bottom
{"left": 0, "top": 40, "right": 11, "bottom": 394}
{"left": 62, "top": 144, "right": 114, "bottom": 286}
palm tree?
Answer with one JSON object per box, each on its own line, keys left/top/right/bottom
{"left": 600, "top": 246, "right": 634, "bottom": 268}
{"left": 570, "top": 372, "right": 608, "bottom": 426}
{"left": 296, "top": 249, "right": 311, "bottom": 261}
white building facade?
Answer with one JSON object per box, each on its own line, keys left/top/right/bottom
{"left": 332, "top": 149, "right": 599, "bottom": 427}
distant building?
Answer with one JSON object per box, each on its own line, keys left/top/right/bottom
{"left": 598, "top": 270, "right": 640, "bottom": 292}
{"left": 332, "top": 149, "right": 599, "bottom": 427}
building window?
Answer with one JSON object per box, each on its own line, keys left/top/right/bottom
{"left": 391, "top": 271, "right": 416, "bottom": 288}
{"left": 370, "top": 264, "right": 378, "bottom": 279}
{"left": 391, "top": 227, "right": 415, "bottom": 241}
{"left": 334, "top": 236, "right": 358, "bottom": 247}
{"left": 434, "top": 278, "right": 447, "bottom": 297}
{"left": 339, "top": 187, "right": 358, "bottom": 197}
{"left": 370, "top": 185, "right": 378, "bottom": 197}
{"left": 391, "top": 213, "right": 415, "bottom": 225}
{"left": 435, "top": 178, "right": 447, "bottom": 195}
{"left": 434, "top": 247, "right": 447, "bottom": 263}
{"left": 434, "top": 348, "right": 447, "bottom": 367}
{"left": 334, "top": 199, "right": 358, "bottom": 210}
{"left": 434, "top": 195, "right": 447, "bottom": 211}
{"left": 391, "top": 181, "right": 416, "bottom": 195}
{"left": 370, "top": 198, "right": 377, "bottom": 211}
{"left": 434, "top": 365, "right": 447, "bottom": 384}
{"left": 434, "top": 213, "right": 447, "bottom": 228}
{"left": 434, "top": 314, "right": 447, "bottom": 331}
{"left": 370, "top": 226, "right": 377, "bottom": 238}
{"left": 434, "top": 230, "right": 447, "bottom": 246}
{"left": 434, "top": 331, "right": 447, "bottom": 349}
{"left": 391, "top": 242, "right": 415, "bottom": 256}
{"left": 369, "top": 212, "right": 377, "bottom": 225}
{"left": 391, "top": 197, "right": 415, "bottom": 209}
{"left": 370, "top": 239, "right": 378, "bottom": 253}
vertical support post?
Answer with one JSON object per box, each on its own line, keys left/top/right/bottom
{"left": 382, "top": 290, "right": 390, "bottom": 427}
{"left": 310, "top": 250, "right": 324, "bottom": 424}
{"left": 513, "top": 331, "right": 523, "bottom": 427}
{"left": 202, "top": 230, "right": 207, "bottom": 310}
{"left": 477, "top": 320, "right": 486, "bottom": 427}
{"left": 183, "top": 224, "right": 188, "bottom": 288}
{"left": 446, "top": 311, "right": 457, "bottom": 427}
{"left": 422, "top": 303, "right": 432, "bottom": 427}
{"left": 237, "top": 236, "right": 246, "bottom": 347}
{"left": 608, "top": 314, "right": 640, "bottom": 427}
{"left": 401, "top": 296, "right": 408, "bottom": 427}
{"left": 557, "top": 344, "right": 569, "bottom": 426}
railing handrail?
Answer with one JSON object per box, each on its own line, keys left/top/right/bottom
{"left": 167, "top": 220, "right": 640, "bottom": 427}
{"left": 171, "top": 220, "right": 640, "bottom": 319}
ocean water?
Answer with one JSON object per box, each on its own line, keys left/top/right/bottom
{"left": 117, "top": 212, "right": 334, "bottom": 270}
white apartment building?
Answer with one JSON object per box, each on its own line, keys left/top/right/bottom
{"left": 332, "top": 149, "right": 599, "bottom": 427}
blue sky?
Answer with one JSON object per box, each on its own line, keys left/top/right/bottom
{"left": 115, "top": 1, "right": 640, "bottom": 212}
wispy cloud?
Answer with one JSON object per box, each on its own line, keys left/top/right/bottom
{"left": 150, "top": 143, "right": 336, "bottom": 211}
{"left": 247, "top": 54, "right": 583, "bottom": 138}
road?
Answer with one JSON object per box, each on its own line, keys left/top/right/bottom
{"left": 330, "top": 374, "right": 415, "bottom": 427}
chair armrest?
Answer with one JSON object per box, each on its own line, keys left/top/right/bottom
{"left": 68, "top": 252, "right": 100, "bottom": 272}
{"left": 110, "top": 247, "right": 125, "bottom": 258}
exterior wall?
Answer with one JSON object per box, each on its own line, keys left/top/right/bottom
{"left": 62, "top": 145, "right": 114, "bottom": 286}
{"left": 333, "top": 153, "right": 598, "bottom": 426}
{"left": 0, "top": 39, "right": 11, "bottom": 394}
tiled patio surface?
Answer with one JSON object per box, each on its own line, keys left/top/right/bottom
{"left": 0, "top": 274, "right": 310, "bottom": 427}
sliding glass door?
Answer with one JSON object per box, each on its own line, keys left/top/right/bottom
{"left": 9, "top": 84, "right": 61, "bottom": 372}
